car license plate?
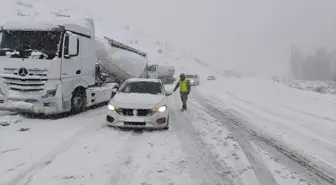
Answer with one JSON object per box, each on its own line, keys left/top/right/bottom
{"left": 124, "top": 117, "right": 145, "bottom": 122}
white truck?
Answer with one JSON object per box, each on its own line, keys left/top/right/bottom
{"left": 147, "top": 63, "right": 175, "bottom": 84}
{"left": 0, "top": 18, "right": 148, "bottom": 115}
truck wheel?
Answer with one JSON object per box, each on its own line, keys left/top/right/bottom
{"left": 71, "top": 89, "right": 86, "bottom": 114}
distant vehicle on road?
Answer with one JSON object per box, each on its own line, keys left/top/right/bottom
{"left": 147, "top": 64, "right": 175, "bottom": 84}
{"left": 207, "top": 76, "right": 216, "bottom": 80}
{"left": 106, "top": 78, "right": 171, "bottom": 130}
{"left": 186, "top": 74, "right": 200, "bottom": 86}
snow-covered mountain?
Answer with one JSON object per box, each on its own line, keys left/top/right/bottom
{"left": 0, "top": 0, "right": 216, "bottom": 80}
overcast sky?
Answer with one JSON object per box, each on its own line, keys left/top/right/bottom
{"left": 97, "top": 0, "right": 336, "bottom": 76}
{"left": 3, "top": 0, "right": 336, "bottom": 76}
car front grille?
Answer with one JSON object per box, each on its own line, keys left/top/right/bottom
{"left": 121, "top": 108, "right": 134, "bottom": 116}
{"left": 117, "top": 108, "right": 152, "bottom": 116}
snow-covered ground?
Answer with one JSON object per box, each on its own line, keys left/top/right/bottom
{"left": 1, "top": 0, "right": 336, "bottom": 185}
{"left": 195, "top": 77, "right": 336, "bottom": 184}
{"left": 273, "top": 77, "right": 336, "bottom": 95}
{"left": 2, "top": 79, "right": 333, "bottom": 185}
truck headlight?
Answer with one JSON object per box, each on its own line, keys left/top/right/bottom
{"left": 108, "top": 104, "right": 117, "bottom": 111}
{"left": 42, "top": 89, "right": 57, "bottom": 98}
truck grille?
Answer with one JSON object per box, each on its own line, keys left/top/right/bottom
{"left": 117, "top": 108, "right": 152, "bottom": 116}
{"left": 1, "top": 68, "right": 48, "bottom": 92}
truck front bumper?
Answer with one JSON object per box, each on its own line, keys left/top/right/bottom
{"left": 0, "top": 94, "right": 62, "bottom": 114}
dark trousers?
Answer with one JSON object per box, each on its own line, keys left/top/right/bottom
{"left": 180, "top": 92, "right": 188, "bottom": 109}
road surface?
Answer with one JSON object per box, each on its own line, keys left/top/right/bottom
{"left": 0, "top": 87, "right": 333, "bottom": 185}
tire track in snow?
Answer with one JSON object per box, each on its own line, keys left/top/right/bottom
{"left": 224, "top": 92, "right": 336, "bottom": 154}
{"left": 194, "top": 92, "right": 336, "bottom": 185}
{"left": 217, "top": 91, "right": 336, "bottom": 183}
{"left": 191, "top": 96, "right": 278, "bottom": 185}
{"left": 170, "top": 94, "right": 239, "bottom": 185}
{"left": 108, "top": 129, "right": 147, "bottom": 185}
{"left": 5, "top": 118, "right": 107, "bottom": 185}
{"left": 276, "top": 103, "right": 336, "bottom": 123}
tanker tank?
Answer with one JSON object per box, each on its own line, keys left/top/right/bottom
{"left": 95, "top": 37, "right": 148, "bottom": 82}
{"left": 147, "top": 63, "right": 175, "bottom": 77}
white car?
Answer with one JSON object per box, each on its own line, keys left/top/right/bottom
{"left": 207, "top": 76, "right": 216, "bottom": 80}
{"left": 106, "top": 78, "right": 172, "bottom": 129}
{"left": 186, "top": 74, "right": 200, "bottom": 86}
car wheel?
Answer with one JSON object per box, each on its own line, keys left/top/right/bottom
{"left": 70, "top": 89, "right": 87, "bottom": 114}
{"left": 163, "top": 115, "right": 169, "bottom": 130}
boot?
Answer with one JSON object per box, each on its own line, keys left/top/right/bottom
{"left": 182, "top": 104, "right": 187, "bottom": 110}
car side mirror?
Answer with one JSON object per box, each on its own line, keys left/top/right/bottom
{"left": 165, "top": 91, "right": 172, "bottom": 96}
{"left": 68, "top": 34, "right": 79, "bottom": 57}
{"left": 112, "top": 87, "right": 119, "bottom": 93}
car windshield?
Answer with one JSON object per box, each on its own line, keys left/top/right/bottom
{"left": 120, "top": 81, "right": 162, "bottom": 94}
{"left": 186, "top": 75, "right": 195, "bottom": 78}
{"left": 0, "top": 30, "right": 61, "bottom": 59}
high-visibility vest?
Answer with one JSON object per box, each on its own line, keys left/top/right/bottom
{"left": 179, "top": 78, "right": 188, "bottom": 92}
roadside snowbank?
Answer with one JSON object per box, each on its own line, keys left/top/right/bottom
{"left": 196, "top": 77, "right": 336, "bottom": 177}
{"left": 280, "top": 79, "right": 336, "bottom": 95}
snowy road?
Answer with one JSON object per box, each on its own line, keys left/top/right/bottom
{"left": 0, "top": 92, "right": 241, "bottom": 185}
{"left": 0, "top": 85, "right": 335, "bottom": 185}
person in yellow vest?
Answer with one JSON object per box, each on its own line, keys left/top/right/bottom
{"left": 173, "top": 73, "right": 191, "bottom": 110}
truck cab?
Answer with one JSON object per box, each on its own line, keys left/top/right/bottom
{"left": 0, "top": 18, "right": 118, "bottom": 114}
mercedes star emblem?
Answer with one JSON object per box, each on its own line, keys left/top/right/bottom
{"left": 18, "top": 68, "right": 28, "bottom": 77}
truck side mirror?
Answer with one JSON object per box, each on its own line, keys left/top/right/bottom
{"left": 101, "top": 72, "right": 108, "bottom": 77}
{"left": 0, "top": 29, "right": 2, "bottom": 44}
{"left": 68, "top": 34, "right": 79, "bottom": 57}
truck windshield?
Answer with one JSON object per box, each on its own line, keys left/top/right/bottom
{"left": 0, "top": 30, "right": 61, "bottom": 59}
{"left": 120, "top": 82, "right": 162, "bottom": 95}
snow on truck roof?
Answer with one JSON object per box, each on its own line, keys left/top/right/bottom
{"left": 1, "top": 17, "right": 94, "bottom": 38}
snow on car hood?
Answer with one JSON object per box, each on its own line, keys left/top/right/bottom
{"left": 110, "top": 93, "right": 166, "bottom": 109}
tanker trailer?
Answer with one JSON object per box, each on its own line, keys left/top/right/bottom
{"left": 95, "top": 36, "right": 148, "bottom": 84}
{"left": 147, "top": 64, "right": 175, "bottom": 84}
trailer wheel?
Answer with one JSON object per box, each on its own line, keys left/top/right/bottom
{"left": 71, "top": 89, "right": 86, "bottom": 114}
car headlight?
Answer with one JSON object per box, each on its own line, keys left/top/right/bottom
{"left": 158, "top": 105, "right": 166, "bottom": 112}
{"left": 152, "top": 105, "right": 167, "bottom": 113}
{"left": 108, "top": 104, "right": 118, "bottom": 111}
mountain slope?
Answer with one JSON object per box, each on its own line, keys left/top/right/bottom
{"left": 0, "top": 0, "right": 215, "bottom": 79}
